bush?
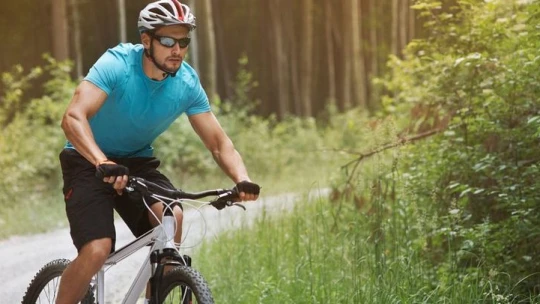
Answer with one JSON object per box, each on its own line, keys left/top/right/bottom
{"left": 0, "top": 56, "right": 75, "bottom": 206}
{"left": 376, "top": 0, "right": 540, "bottom": 298}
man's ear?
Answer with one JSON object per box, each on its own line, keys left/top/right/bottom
{"left": 141, "top": 32, "right": 151, "bottom": 49}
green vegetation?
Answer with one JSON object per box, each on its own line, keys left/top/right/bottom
{"left": 1, "top": 0, "right": 539, "bottom": 301}
{"left": 195, "top": 194, "right": 540, "bottom": 303}
{"left": 380, "top": 0, "right": 540, "bottom": 299}
{"left": 0, "top": 57, "right": 75, "bottom": 236}
{"left": 194, "top": 0, "right": 540, "bottom": 302}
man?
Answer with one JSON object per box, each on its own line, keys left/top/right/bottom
{"left": 56, "top": 1, "right": 260, "bottom": 303}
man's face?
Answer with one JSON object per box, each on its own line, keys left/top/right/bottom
{"left": 143, "top": 25, "right": 190, "bottom": 73}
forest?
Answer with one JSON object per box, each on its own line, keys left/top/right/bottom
{"left": 1, "top": 0, "right": 424, "bottom": 117}
{"left": 1, "top": 0, "right": 540, "bottom": 302}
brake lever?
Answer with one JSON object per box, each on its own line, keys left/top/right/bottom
{"left": 211, "top": 190, "right": 246, "bottom": 211}
{"left": 232, "top": 202, "right": 246, "bottom": 210}
{"left": 125, "top": 177, "right": 148, "bottom": 194}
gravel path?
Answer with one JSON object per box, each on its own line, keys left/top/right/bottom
{"left": 0, "top": 190, "right": 325, "bottom": 303}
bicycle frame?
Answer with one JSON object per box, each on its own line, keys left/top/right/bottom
{"left": 86, "top": 176, "right": 241, "bottom": 304}
{"left": 93, "top": 213, "right": 179, "bottom": 304}
{"left": 22, "top": 176, "right": 243, "bottom": 304}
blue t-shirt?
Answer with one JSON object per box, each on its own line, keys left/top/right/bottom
{"left": 65, "top": 43, "right": 210, "bottom": 158}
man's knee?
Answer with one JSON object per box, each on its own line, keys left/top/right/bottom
{"left": 78, "top": 238, "right": 112, "bottom": 266}
{"left": 149, "top": 203, "right": 183, "bottom": 225}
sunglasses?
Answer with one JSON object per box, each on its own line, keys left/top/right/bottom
{"left": 150, "top": 33, "right": 191, "bottom": 48}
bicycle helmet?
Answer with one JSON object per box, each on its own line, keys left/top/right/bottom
{"left": 138, "top": 0, "right": 196, "bottom": 33}
{"left": 138, "top": 0, "right": 196, "bottom": 78}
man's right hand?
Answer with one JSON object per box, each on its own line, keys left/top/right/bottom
{"left": 95, "top": 160, "right": 129, "bottom": 195}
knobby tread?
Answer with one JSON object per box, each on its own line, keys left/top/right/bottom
{"left": 21, "top": 258, "right": 95, "bottom": 304}
{"left": 159, "top": 265, "right": 215, "bottom": 304}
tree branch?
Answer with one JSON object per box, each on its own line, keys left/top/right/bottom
{"left": 341, "top": 127, "right": 446, "bottom": 170}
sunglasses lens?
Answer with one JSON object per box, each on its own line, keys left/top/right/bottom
{"left": 159, "top": 37, "right": 176, "bottom": 47}
{"left": 179, "top": 37, "right": 191, "bottom": 48}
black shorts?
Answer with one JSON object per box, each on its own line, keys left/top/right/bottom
{"left": 59, "top": 148, "right": 179, "bottom": 252}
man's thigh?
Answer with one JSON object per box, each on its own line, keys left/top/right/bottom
{"left": 59, "top": 148, "right": 117, "bottom": 252}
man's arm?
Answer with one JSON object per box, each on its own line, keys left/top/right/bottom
{"left": 62, "top": 80, "right": 108, "bottom": 165}
{"left": 188, "top": 112, "right": 258, "bottom": 201}
{"left": 61, "top": 80, "right": 128, "bottom": 191}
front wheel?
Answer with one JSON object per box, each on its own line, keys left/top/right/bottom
{"left": 21, "top": 258, "right": 95, "bottom": 304}
{"left": 159, "top": 265, "right": 214, "bottom": 304}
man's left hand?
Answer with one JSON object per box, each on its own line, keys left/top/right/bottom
{"left": 234, "top": 181, "right": 261, "bottom": 201}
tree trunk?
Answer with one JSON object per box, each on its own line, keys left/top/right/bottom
{"left": 391, "top": 0, "right": 399, "bottom": 56}
{"left": 368, "top": 0, "right": 379, "bottom": 109}
{"left": 369, "top": 0, "right": 379, "bottom": 77}
{"left": 285, "top": 2, "right": 301, "bottom": 116}
{"left": 299, "top": 0, "right": 313, "bottom": 116}
{"left": 350, "top": 0, "right": 367, "bottom": 108}
{"left": 340, "top": 0, "right": 352, "bottom": 110}
{"left": 409, "top": 0, "right": 416, "bottom": 42}
{"left": 70, "top": 0, "right": 83, "bottom": 78}
{"left": 117, "top": 0, "right": 127, "bottom": 43}
{"left": 198, "top": 0, "right": 218, "bottom": 101}
{"left": 184, "top": 0, "right": 200, "bottom": 72}
{"left": 400, "top": 0, "right": 409, "bottom": 52}
{"left": 211, "top": 0, "right": 232, "bottom": 99}
{"left": 324, "top": 0, "right": 336, "bottom": 103}
{"left": 268, "top": 0, "right": 290, "bottom": 118}
{"left": 52, "top": 0, "right": 69, "bottom": 61}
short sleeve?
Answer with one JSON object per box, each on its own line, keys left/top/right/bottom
{"left": 186, "top": 78, "right": 211, "bottom": 116}
{"left": 84, "top": 47, "right": 128, "bottom": 95}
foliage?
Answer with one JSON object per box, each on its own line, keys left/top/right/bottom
{"left": 0, "top": 64, "right": 43, "bottom": 126}
{"left": 0, "top": 56, "right": 76, "bottom": 237}
{"left": 375, "top": 0, "right": 540, "bottom": 299}
{"left": 0, "top": 56, "right": 75, "bottom": 194}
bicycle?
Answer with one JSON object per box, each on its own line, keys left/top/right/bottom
{"left": 21, "top": 176, "right": 246, "bottom": 304}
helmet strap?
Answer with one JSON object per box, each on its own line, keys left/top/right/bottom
{"left": 144, "top": 38, "right": 178, "bottom": 78}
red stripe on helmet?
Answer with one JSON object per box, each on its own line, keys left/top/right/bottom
{"left": 172, "top": 0, "right": 185, "bottom": 21}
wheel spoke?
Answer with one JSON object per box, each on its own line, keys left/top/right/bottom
{"left": 159, "top": 266, "right": 213, "bottom": 303}
{"left": 22, "top": 259, "right": 95, "bottom": 304}
{"left": 163, "top": 283, "right": 193, "bottom": 303}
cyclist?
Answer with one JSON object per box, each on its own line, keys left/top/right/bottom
{"left": 56, "top": 1, "right": 260, "bottom": 303}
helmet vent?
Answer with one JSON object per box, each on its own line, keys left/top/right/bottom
{"left": 172, "top": 0, "right": 185, "bottom": 21}
{"left": 159, "top": 3, "right": 175, "bottom": 16}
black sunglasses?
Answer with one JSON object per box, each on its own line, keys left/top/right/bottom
{"left": 150, "top": 33, "right": 191, "bottom": 48}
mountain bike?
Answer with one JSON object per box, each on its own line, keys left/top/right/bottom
{"left": 21, "top": 176, "right": 245, "bottom": 304}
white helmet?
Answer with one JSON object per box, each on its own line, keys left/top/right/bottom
{"left": 138, "top": 0, "right": 196, "bottom": 33}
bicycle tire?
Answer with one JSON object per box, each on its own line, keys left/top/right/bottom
{"left": 21, "top": 258, "right": 95, "bottom": 304}
{"left": 158, "top": 265, "right": 214, "bottom": 304}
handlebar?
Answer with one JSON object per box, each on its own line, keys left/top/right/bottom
{"left": 125, "top": 177, "right": 245, "bottom": 210}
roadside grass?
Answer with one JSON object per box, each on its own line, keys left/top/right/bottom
{"left": 193, "top": 194, "right": 502, "bottom": 304}
{"left": 0, "top": 190, "right": 66, "bottom": 239}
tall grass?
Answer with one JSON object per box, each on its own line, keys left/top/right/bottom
{"left": 193, "top": 182, "right": 532, "bottom": 303}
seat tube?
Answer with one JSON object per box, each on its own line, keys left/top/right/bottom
{"left": 96, "top": 268, "right": 105, "bottom": 304}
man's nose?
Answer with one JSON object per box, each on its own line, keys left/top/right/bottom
{"left": 171, "top": 42, "right": 182, "bottom": 54}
